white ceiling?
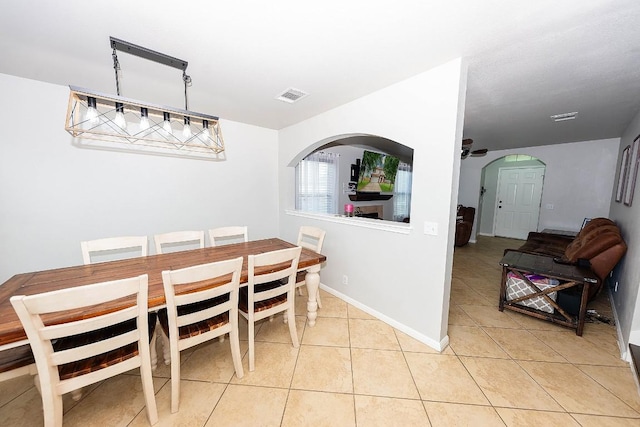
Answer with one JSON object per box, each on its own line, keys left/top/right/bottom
{"left": 2, "top": 0, "right": 639, "bottom": 152}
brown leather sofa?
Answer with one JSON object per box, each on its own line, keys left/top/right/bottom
{"left": 455, "top": 205, "right": 475, "bottom": 247}
{"left": 513, "top": 217, "right": 627, "bottom": 298}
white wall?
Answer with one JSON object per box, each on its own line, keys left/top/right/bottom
{"left": 0, "top": 73, "right": 280, "bottom": 283}
{"left": 459, "top": 138, "right": 620, "bottom": 238}
{"left": 609, "top": 108, "right": 640, "bottom": 356}
{"left": 278, "top": 58, "right": 467, "bottom": 348}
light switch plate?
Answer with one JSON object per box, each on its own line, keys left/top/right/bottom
{"left": 424, "top": 221, "right": 438, "bottom": 235}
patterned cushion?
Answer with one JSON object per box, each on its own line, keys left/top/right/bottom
{"left": 506, "top": 272, "right": 559, "bottom": 314}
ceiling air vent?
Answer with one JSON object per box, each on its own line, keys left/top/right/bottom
{"left": 276, "top": 88, "right": 309, "bottom": 104}
{"left": 550, "top": 111, "right": 578, "bottom": 122}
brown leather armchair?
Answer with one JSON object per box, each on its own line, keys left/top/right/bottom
{"left": 455, "top": 205, "right": 475, "bottom": 247}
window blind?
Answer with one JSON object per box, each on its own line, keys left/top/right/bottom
{"left": 393, "top": 162, "right": 412, "bottom": 221}
{"left": 295, "top": 152, "right": 338, "bottom": 214}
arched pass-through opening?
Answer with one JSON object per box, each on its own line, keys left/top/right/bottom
{"left": 287, "top": 134, "right": 413, "bottom": 167}
{"left": 290, "top": 134, "right": 414, "bottom": 223}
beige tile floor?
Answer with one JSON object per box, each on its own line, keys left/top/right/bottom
{"left": 2, "top": 236, "right": 640, "bottom": 426}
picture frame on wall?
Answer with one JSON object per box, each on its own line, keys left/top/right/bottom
{"left": 616, "top": 145, "right": 630, "bottom": 203}
{"left": 624, "top": 134, "right": 640, "bottom": 206}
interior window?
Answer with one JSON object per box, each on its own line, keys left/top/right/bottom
{"left": 295, "top": 152, "right": 338, "bottom": 214}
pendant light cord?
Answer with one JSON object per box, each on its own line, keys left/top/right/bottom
{"left": 183, "top": 70, "right": 192, "bottom": 111}
{"left": 112, "top": 48, "right": 121, "bottom": 96}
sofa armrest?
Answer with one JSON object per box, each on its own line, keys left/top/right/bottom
{"left": 588, "top": 242, "right": 627, "bottom": 285}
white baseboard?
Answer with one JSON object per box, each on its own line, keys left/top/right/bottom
{"left": 478, "top": 232, "right": 495, "bottom": 237}
{"left": 319, "top": 284, "right": 448, "bottom": 352}
{"left": 607, "top": 288, "right": 640, "bottom": 398}
{"left": 608, "top": 289, "right": 632, "bottom": 362}
{"left": 628, "top": 326, "right": 640, "bottom": 399}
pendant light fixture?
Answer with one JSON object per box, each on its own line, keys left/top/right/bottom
{"left": 139, "top": 107, "right": 150, "bottom": 132}
{"left": 65, "top": 37, "right": 225, "bottom": 159}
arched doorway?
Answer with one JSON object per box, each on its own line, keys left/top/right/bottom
{"left": 478, "top": 154, "right": 546, "bottom": 239}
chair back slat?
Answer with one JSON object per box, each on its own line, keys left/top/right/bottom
{"left": 253, "top": 285, "right": 289, "bottom": 303}
{"left": 177, "top": 303, "right": 230, "bottom": 328}
{"left": 50, "top": 330, "right": 139, "bottom": 366}
{"left": 172, "top": 283, "right": 232, "bottom": 306}
{"left": 56, "top": 357, "right": 140, "bottom": 396}
{"left": 253, "top": 269, "right": 294, "bottom": 285}
{"left": 40, "top": 306, "right": 138, "bottom": 341}
{"left": 20, "top": 276, "right": 143, "bottom": 313}
{"left": 81, "top": 236, "right": 148, "bottom": 265}
{"left": 154, "top": 230, "right": 205, "bottom": 254}
{"left": 208, "top": 226, "right": 248, "bottom": 246}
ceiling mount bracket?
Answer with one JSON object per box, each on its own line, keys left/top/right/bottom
{"left": 109, "top": 37, "right": 188, "bottom": 71}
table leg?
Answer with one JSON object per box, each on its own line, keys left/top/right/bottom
{"left": 576, "top": 283, "right": 590, "bottom": 336}
{"left": 305, "top": 265, "right": 321, "bottom": 327}
{"left": 498, "top": 266, "right": 508, "bottom": 311}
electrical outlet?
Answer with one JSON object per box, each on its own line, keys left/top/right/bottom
{"left": 342, "top": 275, "right": 348, "bottom": 285}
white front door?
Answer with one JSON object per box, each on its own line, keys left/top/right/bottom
{"left": 493, "top": 166, "right": 545, "bottom": 239}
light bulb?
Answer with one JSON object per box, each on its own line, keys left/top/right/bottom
{"left": 85, "top": 97, "right": 99, "bottom": 125}
{"left": 162, "top": 112, "right": 173, "bottom": 135}
{"left": 200, "top": 119, "right": 210, "bottom": 143}
{"left": 114, "top": 102, "right": 126, "bottom": 130}
{"left": 182, "top": 116, "right": 192, "bottom": 139}
{"left": 139, "top": 107, "right": 150, "bottom": 132}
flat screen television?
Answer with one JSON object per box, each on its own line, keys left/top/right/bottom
{"left": 356, "top": 150, "right": 400, "bottom": 193}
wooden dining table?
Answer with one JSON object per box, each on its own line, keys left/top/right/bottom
{"left": 0, "top": 238, "right": 327, "bottom": 350}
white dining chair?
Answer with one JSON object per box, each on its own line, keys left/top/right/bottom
{"left": 208, "top": 226, "right": 248, "bottom": 247}
{"left": 238, "top": 246, "right": 301, "bottom": 372}
{"left": 153, "top": 230, "right": 206, "bottom": 365}
{"left": 159, "top": 257, "right": 244, "bottom": 413}
{"left": 80, "top": 235, "right": 148, "bottom": 265}
{"left": 295, "top": 226, "right": 326, "bottom": 308}
{"left": 10, "top": 274, "right": 158, "bottom": 427}
{"left": 153, "top": 230, "right": 205, "bottom": 254}
{"left": 80, "top": 235, "right": 161, "bottom": 369}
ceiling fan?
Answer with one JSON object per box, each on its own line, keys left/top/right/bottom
{"left": 461, "top": 138, "right": 488, "bottom": 159}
